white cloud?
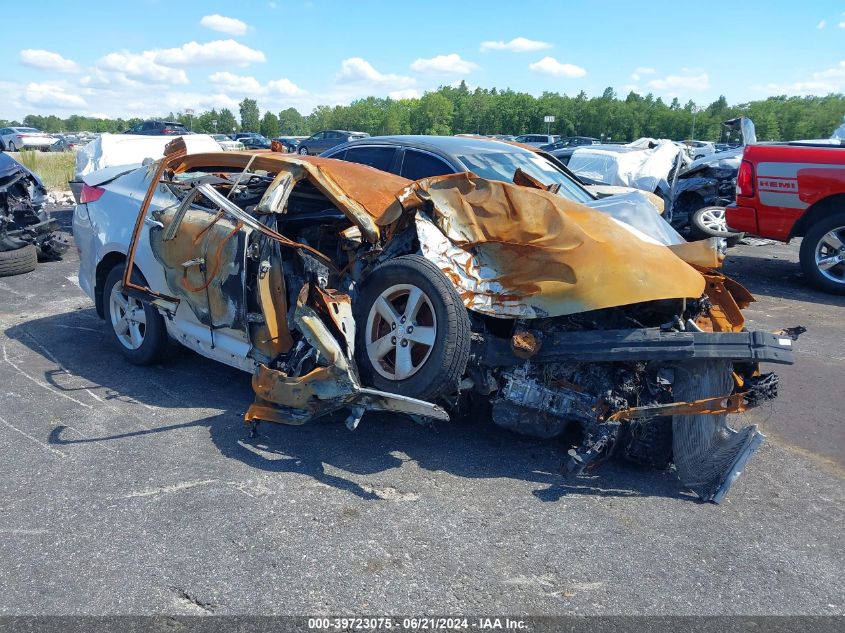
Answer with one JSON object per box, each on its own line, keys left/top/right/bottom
{"left": 479, "top": 37, "right": 552, "bottom": 53}
{"left": 409, "top": 54, "right": 479, "bottom": 75}
{"left": 24, "top": 82, "right": 86, "bottom": 108}
{"left": 155, "top": 40, "right": 266, "bottom": 66}
{"left": 754, "top": 60, "right": 845, "bottom": 95}
{"left": 336, "top": 57, "right": 415, "bottom": 88}
{"left": 200, "top": 14, "right": 249, "bottom": 36}
{"left": 97, "top": 51, "right": 189, "bottom": 84}
{"left": 208, "top": 71, "right": 263, "bottom": 93}
{"left": 528, "top": 56, "right": 586, "bottom": 78}
{"left": 817, "top": 19, "right": 826, "bottom": 29}
{"left": 839, "top": 21, "right": 845, "bottom": 28}
{"left": 647, "top": 69, "right": 710, "bottom": 93}
{"left": 630, "top": 66, "right": 656, "bottom": 81}
{"left": 19, "top": 49, "right": 79, "bottom": 73}
{"left": 209, "top": 71, "right": 305, "bottom": 96}
{"left": 388, "top": 88, "right": 419, "bottom": 100}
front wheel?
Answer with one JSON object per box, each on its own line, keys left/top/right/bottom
{"left": 104, "top": 264, "right": 169, "bottom": 364}
{"left": 799, "top": 213, "right": 845, "bottom": 294}
{"left": 354, "top": 255, "right": 471, "bottom": 401}
{"left": 8, "top": 142, "right": 16, "bottom": 152}
{"left": 298, "top": 146, "right": 308, "bottom": 155}
{"left": 690, "top": 206, "right": 744, "bottom": 245}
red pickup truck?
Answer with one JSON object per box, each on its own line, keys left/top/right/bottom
{"left": 726, "top": 142, "right": 845, "bottom": 294}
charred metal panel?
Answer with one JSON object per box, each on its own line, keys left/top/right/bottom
{"left": 148, "top": 207, "right": 248, "bottom": 330}
{"left": 402, "top": 172, "right": 706, "bottom": 319}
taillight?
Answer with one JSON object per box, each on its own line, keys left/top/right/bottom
{"left": 80, "top": 184, "right": 105, "bottom": 203}
{"left": 736, "top": 160, "right": 755, "bottom": 197}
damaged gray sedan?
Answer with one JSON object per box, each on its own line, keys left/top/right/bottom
{"left": 72, "top": 138, "right": 794, "bottom": 502}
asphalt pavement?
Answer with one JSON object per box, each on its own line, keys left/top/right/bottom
{"left": 0, "top": 211, "right": 842, "bottom": 616}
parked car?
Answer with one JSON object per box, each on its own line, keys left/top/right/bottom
{"left": 0, "top": 127, "right": 55, "bottom": 151}
{"left": 684, "top": 140, "right": 716, "bottom": 160}
{"left": 124, "top": 121, "right": 190, "bottom": 136}
{"left": 271, "top": 137, "right": 302, "bottom": 152}
{"left": 726, "top": 140, "right": 845, "bottom": 293}
{"left": 72, "top": 141, "right": 792, "bottom": 502}
{"left": 513, "top": 134, "right": 560, "bottom": 147}
{"left": 322, "top": 135, "right": 673, "bottom": 234}
{"left": 211, "top": 134, "right": 244, "bottom": 151}
{"left": 240, "top": 135, "right": 272, "bottom": 150}
{"left": 539, "top": 136, "right": 599, "bottom": 151}
{"left": 322, "top": 135, "right": 594, "bottom": 201}
{"left": 297, "top": 130, "right": 369, "bottom": 155}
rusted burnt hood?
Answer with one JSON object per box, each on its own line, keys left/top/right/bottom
{"left": 396, "top": 172, "right": 706, "bottom": 319}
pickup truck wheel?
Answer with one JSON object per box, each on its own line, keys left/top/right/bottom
{"left": 800, "top": 213, "right": 845, "bottom": 294}
{"left": 354, "top": 255, "right": 471, "bottom": 401}
{"left": 0, "top": 244, "right": 37, "bottom": 277}
{"left": 104, "top": 264, "right": 169, "bottom": 365}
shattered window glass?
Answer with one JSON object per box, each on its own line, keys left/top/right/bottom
{"left": 457, "top": 152, "right": 593, "bottom": 203}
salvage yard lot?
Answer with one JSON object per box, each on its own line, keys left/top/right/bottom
{"left": 0, "top": 211, "right": 842, "bottom": 615}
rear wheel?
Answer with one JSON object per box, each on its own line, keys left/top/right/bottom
{"left": 104, "top": 264, "right": 169, "bottom": 365}
{"left": 8, "top": 142, "right": 16, "bottom": 152}
{"left": 354, "top": 255, "right": 471, "bottom": 401}
{"left": 0, "top": 244, "right": 37, "bottom": 277}
{"left": 799, "top": 213, "right": 845, "bottom": 294}
{"left": 298, "top": 146, "right": 308, "bottom": 155}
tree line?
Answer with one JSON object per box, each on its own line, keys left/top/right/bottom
{"left": 4, "top": 83, "right": 843, "bottom": 142}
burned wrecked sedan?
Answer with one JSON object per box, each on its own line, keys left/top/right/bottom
{"left": 0, "top": 151, "right": 68, "bottom": 276}
{"left": 73, "top": 138, "right": 793, "bottom": 502}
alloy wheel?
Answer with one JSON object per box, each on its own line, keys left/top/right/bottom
{"left": 365, "top": 283, "right": 437, "bottom": 381}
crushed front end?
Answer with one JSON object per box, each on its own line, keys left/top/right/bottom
{"left": 0, "top": 153, "right": 68, "bottom": 258}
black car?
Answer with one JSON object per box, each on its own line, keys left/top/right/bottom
{"left": 239, "top": 134, "right": 272, "bottom": 149}
{"left": 297, "top": 130, "right": 369, "bottom": 155}
{"left": 124, "top": 120, "right": 190, "bottom": 136}
{"left": 320, "top": 135, "right": 594, "bottom": 204}
{"left": 539, "top": 136, "right": 599, "bottom": 151}
{"left": 272, "top": 136, "right": 302, "bottom": 152}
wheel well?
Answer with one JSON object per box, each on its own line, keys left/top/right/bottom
{"left": 94, "top": 252, "right": 126, "bottom": 318}
{"left": 789, "top": 194, "right": 845, "bottom": 239}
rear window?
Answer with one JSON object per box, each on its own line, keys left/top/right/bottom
{"left": 400, "top": 150, "right": 453, "bottom": 180}
{"left": 343, "top": 146, "right": 396, "bottom": 172}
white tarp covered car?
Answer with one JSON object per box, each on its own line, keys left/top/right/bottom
{"left": 567, "top": 138, "right": 688, "bottom": 193}
{"left": 69, "top": 133, "right": 221, "bottom": 203}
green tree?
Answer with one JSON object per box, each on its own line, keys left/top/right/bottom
{"left": 410, "top": 92, "right": 453, "bottom": 135}
{"left": 239, "top": 98, "right": 260, "bottom": 132}
{"left": 260, "top": 111, "right": 281, "bottom": 138}
{"left": 218, "top": 108, "right": 239, "bottom": 134}
{"left": 278, "top": 107, "right": 308, "bottom": 135}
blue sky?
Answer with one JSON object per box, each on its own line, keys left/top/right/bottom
{"left": 2, "top": 0, "right": 844, "bottom": 120}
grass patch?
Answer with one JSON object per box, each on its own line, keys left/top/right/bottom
{"left": 16, "top": 150, "right": 75, "bottom": 191}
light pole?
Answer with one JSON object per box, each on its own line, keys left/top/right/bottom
{"left": 690, "top": 105, "right": 701, "bottom": 140}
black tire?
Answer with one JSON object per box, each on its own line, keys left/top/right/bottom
{"left": 354, "top": 255, "right": 471, "bottom": 401}
{"left": 104, "top": 264, "right": 169, "bottom": 365}
{"left": 8, "top": 142, "right": 16, "bottom": 152}
{"left": 298, "top": 146, "right": 308, "bottom": 155}
{"left": 799, "top": 212, "right": 845, "bottom": 295}
{"left": 0, "top": 244, "right": 37, "bottom": 277}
